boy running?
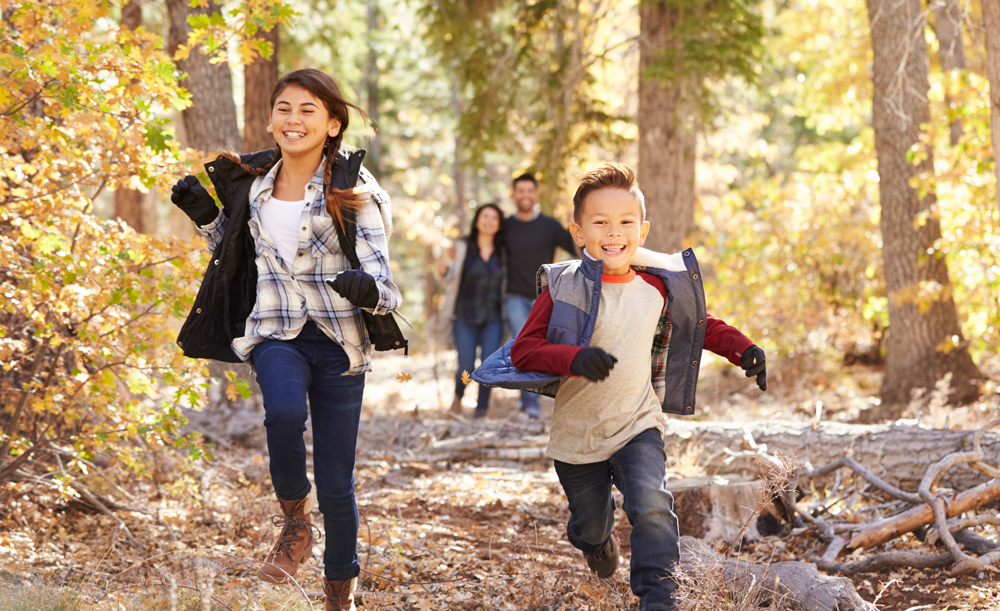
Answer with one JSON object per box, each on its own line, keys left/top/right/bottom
{"left": 473, "top": 163, "right": 767, "bottom": 610}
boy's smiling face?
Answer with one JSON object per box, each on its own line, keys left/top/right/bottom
{"left": 570, "top": 188, "right": 649, "bottom": 275}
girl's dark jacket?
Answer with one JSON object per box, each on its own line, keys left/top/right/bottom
{"left": 176, "top": 149, "right": 366, "bottom": 362}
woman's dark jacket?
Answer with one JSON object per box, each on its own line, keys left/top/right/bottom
{"left": 176, "top": 149, "right": 366, "bottom": 362}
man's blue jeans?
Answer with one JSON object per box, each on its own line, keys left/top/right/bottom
{"left": 454, "top": 318, "right": 503, "bottom": 415}
{"left": 553, "top": 429, "right": 679, "bottom": 611}
{"left": 251, "top": 321, "right": 366, "bottom": 581}
{"left": 505, "top": 293, "right": 541, "bottom": 414}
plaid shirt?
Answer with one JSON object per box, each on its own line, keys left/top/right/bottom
{"left": 630, "top": 265, "right": 672, "bottom": 405}
{"left": 197, "top": 157, "right": 402, "bottom": 374}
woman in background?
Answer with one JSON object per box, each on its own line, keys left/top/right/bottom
{"left": 435, "top": 204, "right": 507, "bottom": 418}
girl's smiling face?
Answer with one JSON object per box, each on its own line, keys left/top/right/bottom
{"left": 267, "top": 85, "right": 341, "bottom": 157}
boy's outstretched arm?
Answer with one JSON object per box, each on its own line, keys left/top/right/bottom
{"left": 704, "top": 313, "right": 767, "bottom": 391}
{"left": 510, "top": 289, "right": 582, "bottom": 376}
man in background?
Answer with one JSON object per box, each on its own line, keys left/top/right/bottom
{"left": 505, "top": 173, "right": 578, "bottom": 419}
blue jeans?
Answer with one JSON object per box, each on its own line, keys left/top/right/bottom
{"left": 453, "top": 318, "right": 503, "bottom": 415}
{"left": 251, "top": 321, "right": 366, "bottom": 581}
{"left": 554, "top": 429, "right": 679, "bottom": 611}
{"left": 505, "top": 294, "right": 540, "bottom": 412}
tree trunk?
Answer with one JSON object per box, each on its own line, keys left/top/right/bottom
{"left": 363, "top": 0, "right": 382, "bottom": 178}
{"left": 932, "top": 0, "right": 966, "bottom": 145}
{"left": 243, "top": 20, "right": 279, "bottom": 153}
{"left": 165, "top": 0, "right": 242, "bottom": 154}
{"left": 424, "top": 242, "right": 437, "bottom": 326}
{"left": 452, "top": 81, "right": 467, "bottom": 229}
{"left": 114, "top": 188, "right": 146, "bottom": 232}
{"left": 865, "top": 0, "right": 980, "bottom": 406}
{"left": 660, "top": 419, "right": 1000, "bottom": 492}
{"left": 638, "top": 0, "right": 696, "bottom": 254}
{"left": 166, "top": 0, "right": 250, "bottom": 407}
{"left": 984, "top": 0, "right": 1000, "bottom": 208}
{"left": 114, "top": 0, "right": 149, "bottom": 233}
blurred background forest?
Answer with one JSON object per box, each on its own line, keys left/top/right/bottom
{"left": 5, "top": 1, "right": 1000, "bottom": 609}
{"left": 4, "top": 0, "right": 1000, "bottom": 482}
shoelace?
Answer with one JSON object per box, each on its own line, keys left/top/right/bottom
{"left": 269, "top": 514, "right": 323, "bottom": 557}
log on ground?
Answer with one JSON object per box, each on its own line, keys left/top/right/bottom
{"left": 663, "top": 420, "right": 1000, "bottom": 491}
{"left": 680, "top": 536, "right": 874, "bottom": 611}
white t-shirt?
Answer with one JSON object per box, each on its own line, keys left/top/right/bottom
{"left": 259, "top": 195, "right": 308, "bottom": 264}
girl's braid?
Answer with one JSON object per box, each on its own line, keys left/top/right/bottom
{"left": 322, "top": 133, "right": 370, "bottom": 231}
{"left": 215, "top": 148, "right": 281, "bottom": 176}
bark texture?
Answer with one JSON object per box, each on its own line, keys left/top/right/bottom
{"left": 114, "top": 0, "right": 150, "bottom": 233}
{"left": 984, "top": 0, "right": 1000, "bottom": 207}
{"left": 638, "top": 1, "right": 696, "bottom": 254}
{"left": 243, "top": 23, "right": 279, "bottom": 153}
{"left": 932, "top": 0, "right": 967, "bottom": 145}
{"left": 865, "top": 0, "right": 980, "bottom": 406}
{"left": 165, "top": 0, "right": 242, "bottom": 153}
{"left": 661, "top": 419, "right": 1000, "bottom": 491}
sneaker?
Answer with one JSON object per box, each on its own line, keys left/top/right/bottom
{"left": 521, "top": 404, "right": 541, "bottom": 419}
{"left": 583, "top": 536, "right": 619, "bottom": 578}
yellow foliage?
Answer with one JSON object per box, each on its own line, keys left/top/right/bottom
{"left": 0, "top": 0, "right": 291, "bottom": 486}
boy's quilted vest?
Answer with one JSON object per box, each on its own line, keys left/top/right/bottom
{"left": 472, "top": 247, "right": 707, "bottom": 416}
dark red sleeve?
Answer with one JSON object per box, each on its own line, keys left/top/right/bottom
{"left": 703, "top": 312, "right": 755, "bottom": 366}
{"left": 510, "top": 289, "right": 583, "bottom": 376}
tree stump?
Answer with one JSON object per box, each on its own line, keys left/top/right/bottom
{"left": 666, "top": 475, "right": 782, "bottom": 544}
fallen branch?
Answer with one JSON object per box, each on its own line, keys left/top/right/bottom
{"left": 845, "top": 479, "right": 1000, "bottom": 550}
{"left": 775, "top": 419, "right": 1000, "bottom": 577}
{"left": 418, "top": 446, "right": 549, "bottom": 462}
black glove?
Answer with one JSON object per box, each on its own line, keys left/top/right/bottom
{"left": 327, "top": 270, "right": 380, "bottom": 309}
{"left": 170, "top": 175, "right": 218, "bottom": 226}
{"left": 741, "top": 345, "right": 767, "bottom": 391}
{"left": 570, "top": 347, "right": 618, "bottom": 382}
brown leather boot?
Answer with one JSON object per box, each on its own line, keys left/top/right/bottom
{"left": 322, "top": 577, "right": 357, "bottom": 611}
{"left": 258, "top": 496, "right": 317, "bottom": 584}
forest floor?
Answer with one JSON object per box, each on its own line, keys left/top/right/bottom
{"left": 2, "top": 350, "right": 1000, "bottom": 610}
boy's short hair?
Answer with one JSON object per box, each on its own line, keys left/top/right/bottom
{"left": 573, "top": 163, "right": 645, "bottom": 222}
{"left": 512, "top": 172, "right": 537, "bottom": 188}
